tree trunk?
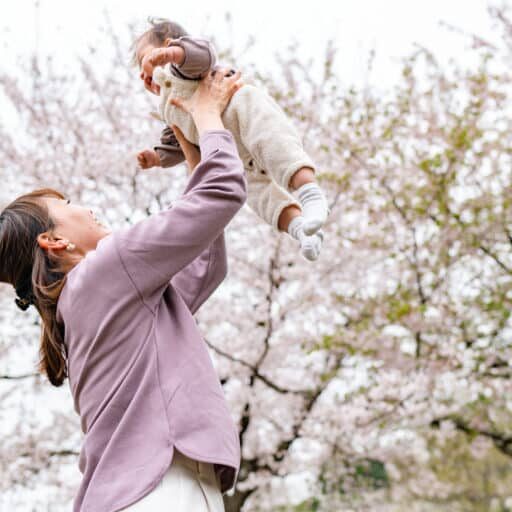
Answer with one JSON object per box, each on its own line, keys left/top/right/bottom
{"left": 223, "top": 489, "right": 254, "bottom": 512}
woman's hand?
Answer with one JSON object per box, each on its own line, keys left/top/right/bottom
{"left": 171, "top": 125, "right": 200, "bottom": 174}
{"left": 170, "top": 67, "right": 243, "bottom": 135}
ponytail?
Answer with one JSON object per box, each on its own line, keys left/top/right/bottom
{"left": 1, "top": 188, "right": 69, "bottom": 386}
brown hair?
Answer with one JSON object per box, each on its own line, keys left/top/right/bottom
{"left": 0, "top": 188, "right": 69, "bottom": 387}
{"left": 131, "top": 17, "right": 189, "bottom": 66}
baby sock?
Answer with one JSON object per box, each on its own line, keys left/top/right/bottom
{"left": 287, "top": 215, "right": 324, "bottom": 261}
{"left": 296, "top": 182, "right": 330, "bottom": 236}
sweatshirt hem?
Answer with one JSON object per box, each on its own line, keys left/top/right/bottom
{"left": 172, "top": 441, "right": 239, "bottom": 470}
{"left": 102, "top": 448, "right": 175, "bottom": 512}
{"left": 99, "top": 443, "right": 238, "bottom": 512}
{"left": 173, "top": 441, "right": 239, "bottom": 494}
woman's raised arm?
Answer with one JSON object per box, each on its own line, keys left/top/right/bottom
{"left": 115, "top": 129, "right": 245, "bottom": 314}
{"left": 168, "top": 125, "right": 227, "bottom": 315}
{"left": 114, "top": 69, "right": 246, "bottom": 314}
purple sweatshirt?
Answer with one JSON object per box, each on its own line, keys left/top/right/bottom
{"left": 56, "top": 130, "right": 247, "bottom": 512}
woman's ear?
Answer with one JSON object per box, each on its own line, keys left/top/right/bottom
{"left": 37, "top": 232, "right": 68, "bottom": 252}
{"left": 164, "top": 37, "right": 177, "bottom": 47}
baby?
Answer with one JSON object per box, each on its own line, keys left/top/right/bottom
{"left": 134, "top": 18, "right": 329, "bottom": 261}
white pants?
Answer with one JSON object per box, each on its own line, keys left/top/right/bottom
{"left": 121, "top": 449, "right": 225, "bottom": 511}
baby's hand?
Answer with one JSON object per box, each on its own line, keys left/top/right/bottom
{"left": 141, "top": 46, "right": 185, "bottom": 84}
{"left": 137, "top": 149, "right": 161, "bottom": 170}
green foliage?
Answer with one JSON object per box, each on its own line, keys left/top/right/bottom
{"left": 386, "top": 299, "right": 412, "bottom": 322}
{"left": 353, "top": 459, "right": 389, "bottom": 489}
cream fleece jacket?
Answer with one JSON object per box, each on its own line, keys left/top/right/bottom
{"left": 153, "top": 66, "right": 316, "bottom": 233}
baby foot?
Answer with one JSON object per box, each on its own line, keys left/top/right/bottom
{"left": 287, "top": 215, "right": 324, "bottom": 262}
{"left": 296, "top": 183, "right": 330, "bottom": 235}
{"left": 300, "top": 229, "right": 324, "bottom": 261}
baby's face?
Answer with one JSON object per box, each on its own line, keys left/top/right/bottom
{"left": 135, "top": 38, "right": 162, "bottom": 96}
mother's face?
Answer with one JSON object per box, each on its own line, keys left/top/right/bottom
{"left": 37, "top": 196, "right": 111, "bottom": 259}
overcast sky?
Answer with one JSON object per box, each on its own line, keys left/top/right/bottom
{"left": 0, "top": 0, "right": 498, "bottom": 88}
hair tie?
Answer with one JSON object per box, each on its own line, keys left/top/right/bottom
{"left": 14, "top": 280, "right": 34, "bottom": 311}
{"left": 15, "top": 295, "right": 32, "bottom": 311}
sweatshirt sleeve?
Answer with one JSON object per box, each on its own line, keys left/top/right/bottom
{"left": 115, "top": 129, "right": 246, "bottom": 314}
{"left": 154, "top": 126, "right": 186, "bottom": 168}
{"left": 169, "top": 231, "right": 227, "bottom": 314}
{"left": 168, "top": 36, "right": 217, "bottom": 80}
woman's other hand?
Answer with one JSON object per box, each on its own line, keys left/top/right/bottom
{"left": 169, "top": 67, "right": 243, "bottom": 135}
{"left": 171, "top": 125, "right": 200, "bottom": 174}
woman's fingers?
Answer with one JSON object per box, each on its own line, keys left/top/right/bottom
{"left": 209, "top": 67, "right": 233, "bottom": 81}
{"left": 222, "top": 69, "right": 243, "bottom": 96}
{"left": 227, "top": 70, "right": 243, "bottom": 92}
{"left": 170, "top": 97, "right": 186, "bottom": 112}
{"left": 229, "top": 70, "right": 242, "bottom": 82}
{"left": 213, "top": 68, "right": 225, "bottom": 82}
{"left": 171, "top": 66, "right": 244, "bottom": 127}
{"left": 222, "top": 69, "right": 243, "bottom": 91}
{"left": 231, "top": 79, "right": 244, "bottom": 94}
{"left": 214, "top": 67, "right": 233, "bottom": 81}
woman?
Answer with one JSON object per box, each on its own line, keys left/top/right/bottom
{"left": 0, "top": 67, "right": 245, "bottom": 512}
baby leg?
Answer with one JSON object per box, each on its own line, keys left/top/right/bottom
{"left": 278, "top": 204, "right": 301, "bottom": 231}
{"left": 287, "top": 167, "right": 330, "bottom": 236}
{"left": 222, "top": 84, "right": 329, "bottom": 236}
{"left": 246, "top": 172, "right": 323, "bottom": 261}
{"left": 286, "top": 213, "right": 324, "bottom": 261}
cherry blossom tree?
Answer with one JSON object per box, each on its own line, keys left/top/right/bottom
{"left": 1, "top": 7, "right": 512, "bottom": 512}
